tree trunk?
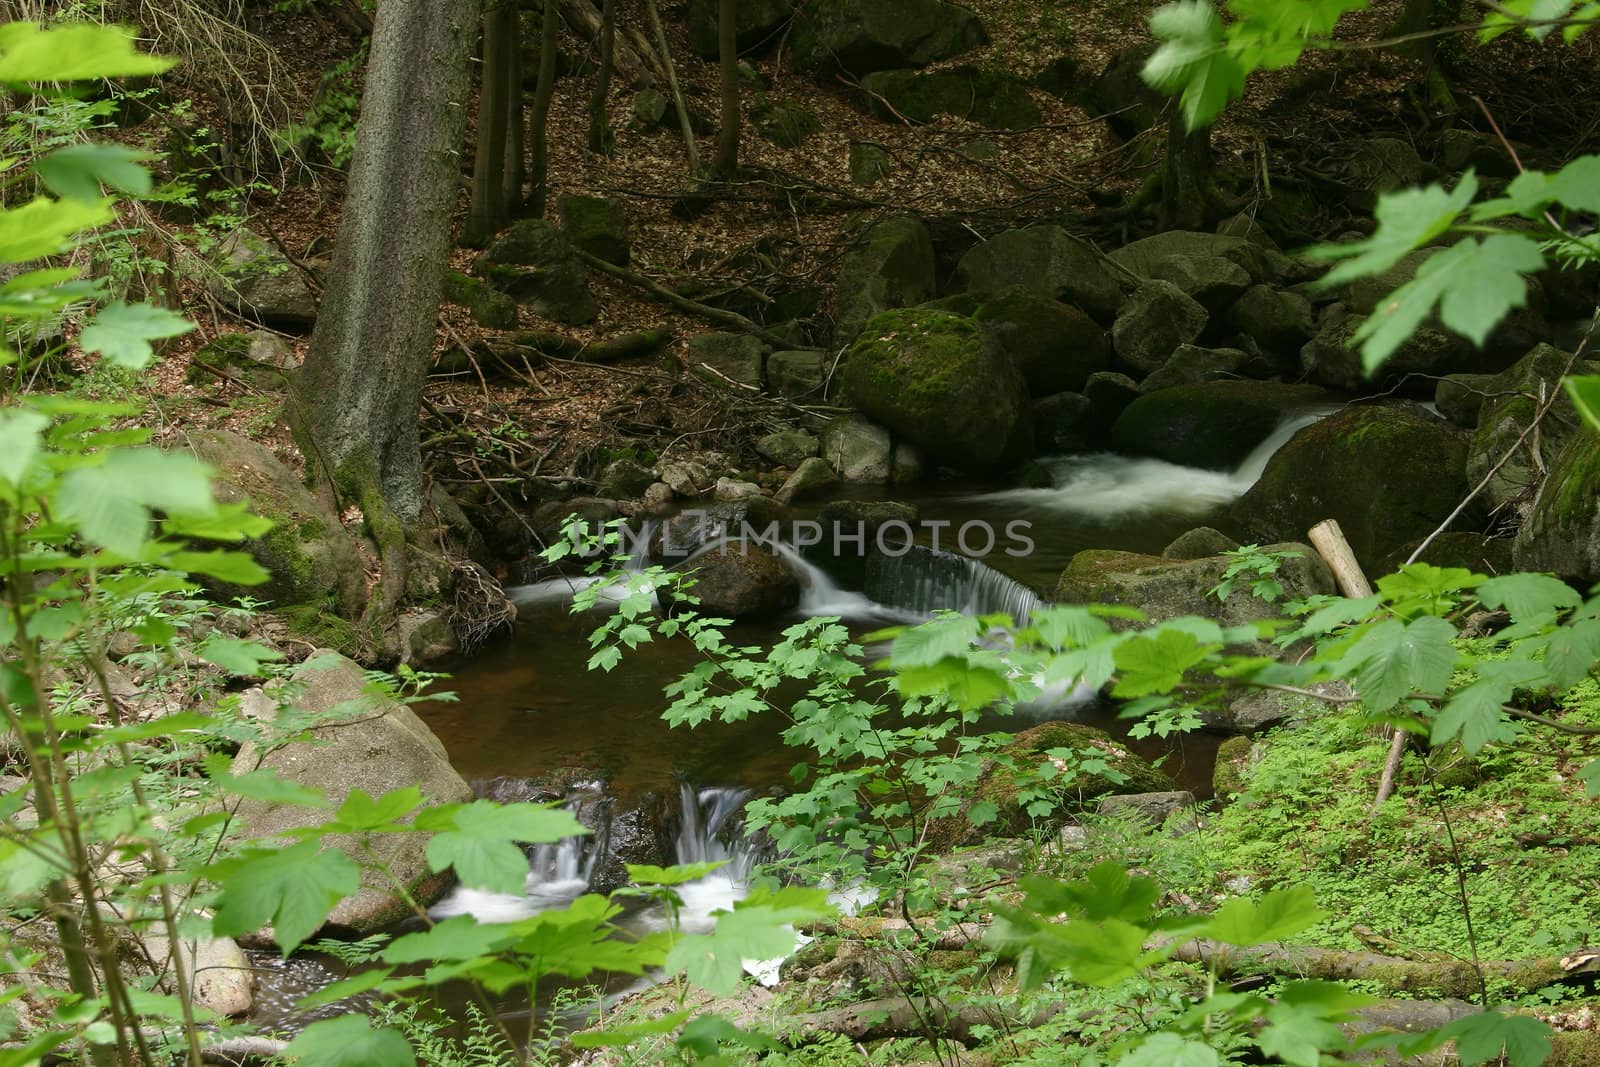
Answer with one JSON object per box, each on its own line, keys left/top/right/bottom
{"left": 644, "top": 0, "right": 699, "bottom": 177}
{"left": 1161, "top": 104, "right": 1215, "bottom": 230}
{"left": 713, "top": 0, "right": 739, "bottom": 176}
{"left": 464, "top": 2, "right": 514, "bottom": 246}
{"left": 503, "top": 5, "right": 526, "bottom": 212}
{"left": 291, "top": 0, "right": 478, "bottom": 616}
{"left": 527, "top": 0, "right": 560, "bottom": 216}
{"left": 587, "top": 0, "right": 617, "bottom": 153}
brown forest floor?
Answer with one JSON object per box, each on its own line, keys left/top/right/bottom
{"left": 109, "top": 0, "right": 1600, "bottom": 521}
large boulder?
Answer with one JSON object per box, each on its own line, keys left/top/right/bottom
{"left": 688, "top": 332, "right": 768, "bottom": 389}
{"left": 833, "top": 216, "right": 937, "bottom": 345}
{"left": 820, "top": 416, "right": 894, "bottom": 481}
{"left": 767, "top": 349, "right": 828, "bottom": 400}
{"left": 1148, "top": 254, "right": 1252, "bottom": 312}
{"left": 187, "top": 431, "right": 366, "bottom": 617}
{"left": 1228, "top": 284, "right": 1313, "bottom": 355}
{"left": 1112, "top": 281, "right": 1209, "bottom": 375}
{"left": 1054, "top": 544, "right": 1333, "bottom": 626}
{"left": 1108, "top": 231, "right": 1286, "bottom": 287}
{"left": 1137, "top": 344, "right": 1249, "bottom": 394}
{"left": 859, "top": 67, "right": 1040, "bottom": 130}
{"left": 1300, "top": 304, "right": 1506, "bottom": 393}
{"left": 1231, "top": 402, "right": 1474, "bottom": 572}
{"left": 974, "top": 287, "right": 1109, "bottom": 395}
{"left": 205, "top": 227, "right": 318, "bottom": 328}
{"left": 556, "top": 194, "right": 630, "bottom": 266}
{"left": 1111, "top": 381, "right": 1334, "bottom": 470}
{"left": 1466, "top": 344, "right": 1599, "bottom": 512}
{"left": 235, "top": 652, "right": 473, "bottom": 935}
{"left": 954, "top": 226, "right": 1123, "bottom": 321}
{"left": 791, "top": 0, "right": 988, "bottom": 76}
{"left": 675, "top": 541, "right": 800, "bottom": 618}
{"left": 1087, "top": 45, "right": 1163, "bottom": 138}
{"left": 477, "top": 219, "right": 598, "bottom": 325}
{"left": 975, "top": 723, "right": 1177, "bottom": 834}
{"left": 687, "top": 0, "right": 794, "bottom": 56}
{"left": 840, "top": 307, "right": 1030, "bottom": 472}
{"left": 1513, "top": 430, "right": 1600, "bottom": 586}
{"left": 442, "top": 270, "right": 517, "bottom": 329}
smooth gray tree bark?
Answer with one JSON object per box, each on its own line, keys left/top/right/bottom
{"left": 292, "top": 0, "right": 478, "bottom": 617}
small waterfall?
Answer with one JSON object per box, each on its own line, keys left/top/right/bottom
{"left": 507, "top": 542, "right": 655, "bottom": 615}
{"left": 979, "top": 406, "right": 1337, "bottom": 521}
{"left": 660, "top": 784, "right": 759, "bottom": 935}
{"left": 768, "top": 543, "right": 924, "bottom": 623}
{"left": 864, "top": 544, "right": 1042, "bottom": 621}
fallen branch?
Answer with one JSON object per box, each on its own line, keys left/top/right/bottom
{"left": 573, "top": 248, "right": 793, "bottom": 346}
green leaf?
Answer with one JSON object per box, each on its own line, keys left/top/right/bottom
{"left": 1199, "top": 884, "right": 1327, "bottom": 946}
{"left": 0, "top": 407, "right": 48, "bottom": 487}
{"left": 1540, "top": 618, "right": 1600, "bottom": 688}
{"left": 1578, "top": 760, "right": 1600, "bottom": 799}
{"left": 1440, "top": 1010, "right": 1552, "bottom": 1067}
{"left": 79, "top": 302, "right": 194, "bottom": 369}
{"left": 570, "top": 1011, "right": 693, "bottom": 1048}
{"left": 53, "top": 447, "right": 217, "bottom": 555}
{"left": 210, "top": 840, "right": 362, "bottom": 954}
{"left": 0, "top": 195, "right": 115, "bottom": 262}
{"left": 34, "top": 144, "right": 153, "bottom": 202}
{"left": 423, "top": 801, "right": 589, "bottom": 894}
{"left": 1433, "top": 658, "right": 1545, "bottom": 752}
{"left": 1343, "top": 616, "right": 1458, "bottom": 711}
{"left": 1112, "top": 629, "right": 1214, "bottom": 697}
{"left": 1477, "top": 572, "right": 1582, "bottom": 621}
{"left": 0, "top": 22, "right": 176, "bottom": 80}
{"left": 382, "top": 915, "right": 513, "bottom": 964}
{"left": 203, "top": 754, "right": 329, "bottom": 808}
{"left": 1117, "top": 1032, "right": 1220, "bottom": 1067}
{"left": 1143, "top": 1, "right": 1247, "bottom": 128}
{"left": 196, "top": 636, "right": 284, "bottom": 677}
{"left": 1310, "top": 173, "right": 1478, "bottom": 285}
{"left": 1564, "top": 375, "right": 1600, "bottom": 431}
{"left": 665, "top": 886, "right": 834, "bottom": 994}
{"left": 280, "top": 1015, "right": 415, "bottom": 1067}
{"left": 166, "top": 549, "right": 271, "bottom": 585}
{"left": 887, "top": 613, "right": 981, "bottom": 667}
{"left": 1352, "top": 234, "right": 1546, "bottom": 373}
{"left": 332, "top": 787, "right": 423, "bottom": 832}
{"left": 1019, "top": 864, "right": 1160, "bottom": 924}
{"left": 626, "top": 861, "right": 730, "bottom": 886}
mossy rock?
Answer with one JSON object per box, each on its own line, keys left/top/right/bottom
{"left": 833, "top": 216, "right": 936, "bottom": 346}
{"left": 556, "top": 193, "right": 630, "bottom": 266}
{"left": 1213, "top": 735, "right": 1255, "bottom": 798}
{"left": 859, "top": 66, "right": 1040, "bottom": 130}
{"left": 186, "top": 430, "right": 366, "bottom": 619}
{"left": 1231, "top": 402, "right": 1475, "bottom": 575}
{"left": 1513, "top": 429, "right": 1600, "bottom": 586}
{"left": 975, "top": 723, "right": 1177, "bottom": 833}
{"left": 686, "top": 0, "right": 794, "bottom": 57}
{"left": 441, "top": 269, "right": 517, "bottom": 329}
{"left": 840, "top": 307, "right": 1030, "bottom": 472}
{"left": 790, "top": 0, "right": 989, "bottom": 77}
{"left": 1110, "top": 381, "right": 1336, "bottom": 470}
{"left": 975, "top": 287, "right": 1109, "bottom": 396}
{"left": 752, "top": 100, "right": 821, "bottom": 148}
{"left": 1466, "top": 344, "right": 1599, "bottom": 512}
{"left": 954, "top": 225, "right": 1123, "bottom": 322}
{"left": 1053, "top": 543, "right": 1333, "bottom": 628}
{"left": 1383, "top": 532, "right": 1515, "bottom": 576}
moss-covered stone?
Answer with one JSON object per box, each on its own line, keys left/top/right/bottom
{"left": 790, "top": 0, "right": 989, "bottom": 77}
{"left": 1513, "top": 429, "right": 1600, "bottom": 585}
{"left": 841, "top": 307, "right": 1030, "bottom": 472}
{"left": 1053, "top": 543, "right": 1333, "bottom": 627}
{"left": 975, "top": 287, "right": 1109, "bottom": 396}
{"left": 975, "top": 723, "right": 1177, "bottom": 833}
{"left": 441, "top": 269, "right": 517, "bottom": 329}
{"left": 556, "top": 194, "right": 630, "bottom": 266}
{"left": 859, "top": 66, "right": 1040, "bottom": 129}
{"left": 1213, "top": 735, "right": 1254, "bottom": 798}
{"left": 686, "top": 0, "right": 794, "bottom": 56}
{"left": 1111, "top": 381, "right": 1336, "bottom": 470}
{"left": 752, "top": 100, "right": 821, "bottom": 147}
{"left": 954, "top": 225, "right": 1123, "bottom": 322}
{"left": 1231, "top": 402, "right": 1475, "bottom": 574}
{"left": 833, "top": 216, "right": 936, "bottom": 346}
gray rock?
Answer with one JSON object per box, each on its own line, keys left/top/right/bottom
{"left": 791, "top": 0, "right": 989, "bottom": 76}
{"left": 955, "top": 225, "right": 1123, "bottom": 321}
{"left": 818, "top": 499, "right": 920, "bottom": 539}
{"left": 891, "top": 440, "right": 924, "bottom": 482}
{"left": 1466, "top": 344, "right": 1598, "bottom": 512}
{"left": 752, "top": 99, "right": 821, "bottom": 147}
{"left": 1220, "top": 682, "right": 1351, "bottom": 733}
{"left": 598, "top": 458, "right": 658, "bottom": 498}
{"left": 848, "top": 141, "right": 893, "bottom": 185}
{"left": 186, "top": 431, "right": 366, "bottom": 617}
{"left": 206, "top": 228, "right": 318, "bottom": 327}
{"left": 556, "top": 194, "right": 630, "bottom": 266}
{"left": 441, "top": 270, "right": 518, "bottom": 329}
{"left": 1082, "top": 370, "right": 1140, "bottom": 434}
{"left": 1300, "top": 305, "right": 1478, "bottom": 392}
{"left": 820, "top": 416, "right": 894, "bottom": 482}
{"left": 756, "top": 430, "right": 820, "bottom": 468}
{"left": 396, "top": 610, "right": 457, "bottom": 665}
{"left": 673, "top": 541, "right": 800, "bottom": 618}
{"left": 1149, "top": 254, "right": 1252, "bottom": 312}
{"left": 1228, "top": 284, "right": 1312, "bottom": 355}
{"left": 1056, "top": 543, "right": 1333, "bottom": 628}
{"left": 713, "top": 477, "right": 767, "bottom": 502}
{"left": 975, "top": 287, "right": 1110, "bottom": 395}
{"left": 477, "top": 219, "right": 599, "bottom": 325}
{"left": 688, "top": 332, "right": 768, "bottom": 390}
{"left": 1435, "top": 373, "right": 1496, "bottom": 427}
{"left": 767, "top": 349, "right": 828, "bottom": 400}
{"left": 1344, "top": 137, "right": 1424, "bottom": 208}
{"left": 1513, "top": 428, "right": 1600, "bottom": 586}
{"left": 776, "top": 457, "right": 838, "bottom": 503}
{"left": 1137, "top": 344, "right": 1248, "bottom": 394}
{"left": 833, "top": 216, "right": 936, "bottom": 345}
{"left": 633, "top": 88, "right": 669, "bottom": 125}
{"left": 1097, "top": 790, "right": 1197, "bottom": 829}
{"left": 1112, "top": 280, "right": 1209, "bottom": 376}
{"left": 1109, "top": 230, "right": 1286, "bottom": 286}
{"left": 641, "top": 481, "right": 676, "bottom": 512}
{"left": 660, "top": 460, "right": 713, "bottom": 497}
{"left": 1033, "top": 391, "right": 1094, "bottom": 452}
{"left": 235, "top": 652, "right": 473, "bottom": 936}
{"left": 1162, "top": 527, "right": 1238, "bottom": 560}
{"left": 1087, "top": 44, "right": 1163, "bottom": 137}
{"left": 859, "top": 66, "right": 1040, "bottom": 130}
{"left": 687, "top": 0, "right": 794, "bottom": 56}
